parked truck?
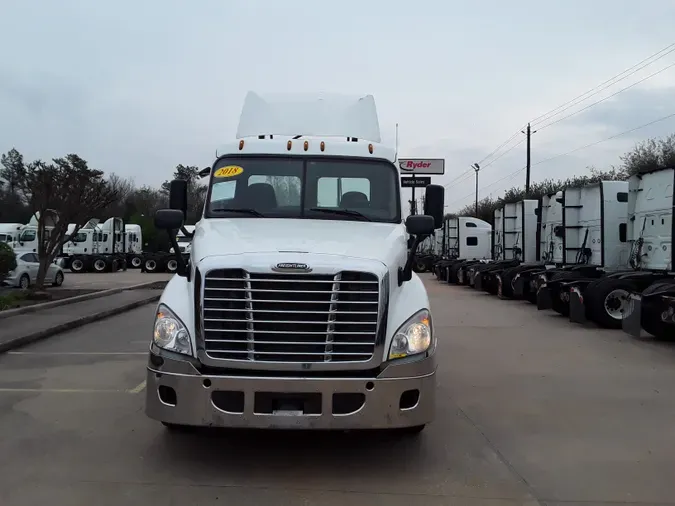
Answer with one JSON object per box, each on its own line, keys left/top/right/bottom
{"left": 141, "top": 224, "right": 194, "bottom": 274}
{"left": 433, "top": 216, "right": 492, "bottom": 284}
{"left": 60, "top": 218, "right": 128, "bottom": 273}
{"left": 534, "top": 180, "right": 632, "bottom": 327}
{"left": 610, "top": 166, "right": 675, "bottom": 339}
{"left": 472, "top": 199, "right": 539, "bottom": 294}
{"left": 144, "top": 91, "right": 445, "bottom": 435}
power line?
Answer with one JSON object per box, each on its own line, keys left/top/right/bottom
{"left": 532, "top": 111, "right": 675, "bottom": 167}
{"left": 470, "top": 42, "right": 675, "bottom": 170}
{"left": 448, "top": 111, "right": 675, "bottom": 211}
{"left": 475, "top": 128, "right": 525, "bottom": 166}
{"left": 447, "top": 167, "right": 526, "bottom": 210}
{"left": 536, "top": 61, "right": 675, "bottom": 132}
{"left": 530, "top": 42, "right": 675, "bottom": 126}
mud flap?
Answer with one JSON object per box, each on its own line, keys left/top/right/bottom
{"left": 621, "top": 293, "right": 643, "bottom": 338}
{"left": 474, "top": 273, "right": 483, "bottom": 291}
{"left": 569, "top": 286, "right": 587, "bottom": 324}
{"left": 497, "top": 275, "right": 509, "bottom": 299}
{"left": 513, "top": 276, "right": 525, "bottom": 297}
{"left": 536, "top": 284, "right": 552, "bottom": 310}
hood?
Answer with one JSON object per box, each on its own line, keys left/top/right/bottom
{"left": 193, "top": 218, "right": 406, "bottom": 265}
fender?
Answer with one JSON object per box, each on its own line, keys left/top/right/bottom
{"left": 156, "top": 274, "right": 196, "bottom": 356}
{"left": 385, "top": 272, "right": 431, "bottom": 360}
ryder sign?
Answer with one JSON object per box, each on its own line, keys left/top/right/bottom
{"left": 398, "top": 158, "right": 445, "bottom": 175}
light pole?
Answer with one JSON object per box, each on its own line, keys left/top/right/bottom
{"left": 472, "top": 163, "right": 480, "bottom": 217}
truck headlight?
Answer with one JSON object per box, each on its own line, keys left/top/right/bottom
{"left": 153, "top": 304, "right": 191, "bottom": 355}
{"left": 388, "top": 309, "right": 432, "bottom": 360}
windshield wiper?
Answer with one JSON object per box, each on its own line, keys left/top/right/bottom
{"left": 309, "top": 208, "right": 372, "bottom": 221}
{"left": 214, "top": 208, "right": 265, "bottom": 217}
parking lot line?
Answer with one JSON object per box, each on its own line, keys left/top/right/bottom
{"left": 127, "top": 380, "right": 147, "bottom": 394}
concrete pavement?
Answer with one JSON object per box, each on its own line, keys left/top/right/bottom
{"left": 55, "top": 271, "right": 171, "bottom": 290}
{"left": 1, "top": 274, "right": 675, "bottom": 504}
{"left": 0, "top": 288, "right": 162, "bottom": 352}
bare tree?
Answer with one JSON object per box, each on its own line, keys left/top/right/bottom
{"left": 15, "top": 154, "right": 127, "bottom": 289}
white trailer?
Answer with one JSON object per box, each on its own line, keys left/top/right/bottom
{"left": 144, "top": 91, "right": 445, "bottom": 435}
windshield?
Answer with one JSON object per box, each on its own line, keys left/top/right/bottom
{"left": 205, "top": 156, "right": 400, "bottom": 223}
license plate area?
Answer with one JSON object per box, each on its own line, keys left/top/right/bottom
{"left": 254, "top": 392, "right": 322, "bottom": 415}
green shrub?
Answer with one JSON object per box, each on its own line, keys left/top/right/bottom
{"left": 0, "top": 242, "right": 17, "bottom": 280}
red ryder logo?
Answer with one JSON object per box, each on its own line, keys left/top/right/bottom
{"left": 397, "top": 158, "right": 445, "bottom": 175}
{"left": 403, "top": 161, "right": 431, "bottom": 169}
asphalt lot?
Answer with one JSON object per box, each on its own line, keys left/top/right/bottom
{"left": 56, "top": 270, "right": 172, "bottom": 290}
{"left": 2, "top": 274, "right": 675, "bottom": 505}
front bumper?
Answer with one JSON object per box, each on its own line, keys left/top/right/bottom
{"left": 145, "top": 348, "right": 436, "bottom": 430}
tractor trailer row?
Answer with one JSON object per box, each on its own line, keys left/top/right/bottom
{"left": 434, "top": 167, "right": 675, "bottom": 341}
{"left": 0, "top": 217, "right": 195, "bottom": 274}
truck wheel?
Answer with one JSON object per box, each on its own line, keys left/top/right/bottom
{"left": 145, "top": 258, "right": 158, "bottom": 273}
{"left": 130, "top": 255, "right": 142, "bottom": 268}
{"left": 92, "top": 257, "right": 107, "bottom": 273}
{"left": 588, "top": 278, "right": 638, "bottom": 329}
{"left": 70, "top": 258, "right": 85, "bottom": 273}
{"left": 166, "top": 258, "right": 178, "bottom": 273}
{"left": 640, "top": 282, "right": 675, "bottom": 340}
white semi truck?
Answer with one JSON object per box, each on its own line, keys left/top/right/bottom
{"left": 145, "top": 92, "right": 445, "bottom": 435}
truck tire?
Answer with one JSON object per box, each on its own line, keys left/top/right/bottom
{"left": 588, "top": 278, "right": 638, "bottom": 329}
{"left": 641, "top": 281, "right": 675, "bottom": 340}
{"left": 145, "top": 257, "right": 159, "bottom": 273}
{"left": 130, "top": 255, "right": 142, "bottom": 268}
{"left": 70, "top": 257, "right": 85, "bottom": 273}
{"left": 166, "top": 258, "right": 178, "bottom": 273}
{"left": 92, "top": 257, "right": 107, "bottom": 273}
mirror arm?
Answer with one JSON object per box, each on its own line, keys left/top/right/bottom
{"left": 398, "top": 234, "right": 427, "bottom": 286}
{"left": 179, "top": 225, "right": 194, "bottom": 239}
{"left": 167, "top": 229, "right": 188, "bottom": 277}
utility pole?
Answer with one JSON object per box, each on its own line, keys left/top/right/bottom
{"left": 472, "top": 163, "right": 480, "bottom": 217}
{"left": 521, "top": 123, "right": 537, "bottom": 196}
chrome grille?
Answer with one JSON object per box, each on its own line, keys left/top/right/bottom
{"left": 202, "top": 269, "right": 380, "bottom": 362}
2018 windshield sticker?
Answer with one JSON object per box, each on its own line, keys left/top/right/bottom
{"left": 214, "top": 165, "right": 244, "bottom": 178}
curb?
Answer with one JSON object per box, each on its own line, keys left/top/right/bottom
{"left": 0, "top": 294, "right": 161, "bottom": 353}
{"left": 0, "top": 281, "right": 167, "bottom": 320}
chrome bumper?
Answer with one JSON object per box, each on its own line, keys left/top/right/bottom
{"left": 145, "top": 349, "right": 436, "bottom": 430}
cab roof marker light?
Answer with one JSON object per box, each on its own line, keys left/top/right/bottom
{"left": 304, "top": 140, "right": 309, "bottom": 151}
{"left": 239, "top": 140, "right": 245, "bottom": 150}
{"left": 287, "top": 140, "right": 292, "bottom": 151}
{"left": 320, "top": 141, "right": 325, "bottom": 152}
{"left": 368, "top": 143, "right": 374, "bottom": 154}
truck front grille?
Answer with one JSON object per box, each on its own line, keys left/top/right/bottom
{"left": 202, "top": 269, "right": 380, "bottom": 363}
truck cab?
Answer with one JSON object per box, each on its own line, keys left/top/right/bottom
{"left": 145, "top": 92, "right": 444, "bottom": 434}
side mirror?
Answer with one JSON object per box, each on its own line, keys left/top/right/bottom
{"left": 169, "top": 179, "right": 188, "bottom": 219}
{"left": 423, "top": 184, "right": 445, "bottom": 229}
{"left": 405, "top": 215, "right": 435, "bottom": 236}
{"left": 198, "top": 167, "right": 211, "bottom": 179}
{"left": 155, "top": 209, "right": 184, "bottom": 231}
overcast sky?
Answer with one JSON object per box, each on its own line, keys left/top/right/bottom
{"left": 1, "top": 0, "right": 674, "bottom": 214}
